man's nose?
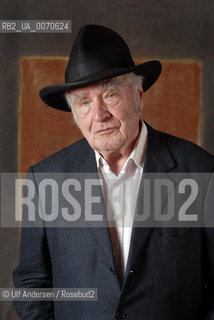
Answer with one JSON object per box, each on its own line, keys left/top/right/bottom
{"left": 92, "top": 97, "right": 111, "bottom": 121}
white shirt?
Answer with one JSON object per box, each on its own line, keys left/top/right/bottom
{"left": 94, "top": 121, "right": 148, "bottom": 278}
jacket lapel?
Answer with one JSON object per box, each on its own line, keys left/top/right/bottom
{"left": 143, "top": 123, "right": 177, "bottom": 174}
{"left": 77, "top": 142, "right": 116, "bottom": 274}
{"left": 123, "top": 124, "right": 177, "bottom": 284}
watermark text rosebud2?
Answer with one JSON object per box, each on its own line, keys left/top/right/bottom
{"left": 1, "top": 172, "right": 214, "bottom": 228}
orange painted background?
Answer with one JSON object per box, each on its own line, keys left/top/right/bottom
{"left": 19, "top": 58, "right": 201, "bottom": 172}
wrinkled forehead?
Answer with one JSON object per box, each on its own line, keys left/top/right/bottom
{"left": 66, "top": 74, "right": 129, "bottom": 96}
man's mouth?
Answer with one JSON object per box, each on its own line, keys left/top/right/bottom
{"left": 95, "top": 127, "right": 117, "bottom": 134}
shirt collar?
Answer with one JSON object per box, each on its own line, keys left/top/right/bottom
{"left": 94, "top": 120, "right": 148, "bottom": 172}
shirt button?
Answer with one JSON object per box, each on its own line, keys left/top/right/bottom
{"left": 116, "top": 312, "right": 126, "bottom": 319}
{"left": 129, "top": 270, "right": 134, "bottom": 275}
{"left": 109, "top": 267, "right": 115, "bottom": 274}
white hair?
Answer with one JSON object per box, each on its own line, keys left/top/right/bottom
{"left": 125, "top": 72, "right": 144, "bottom": 107}
{"left": 64, "top": 72, "right": 144, "bottom": 124}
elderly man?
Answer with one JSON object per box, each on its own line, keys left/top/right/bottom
{"left": 13, "top": 25, "right": 214, "bottom": 320}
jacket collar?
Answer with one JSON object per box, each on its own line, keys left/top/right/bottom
{"left": 143, "top": 122, "right": 177, "bottom": 173}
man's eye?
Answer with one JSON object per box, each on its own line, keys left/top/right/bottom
{"left": 79, "top": 100, "right": 91, "bottom": 114}
{"left": 104, "top": 91, "right": 120, "bottom": 105}
{"left": 81, "top": 101, "right": 89, "bottom": 106}
{"left": 107, "top": 93, "right": 116, "bottom": 98}
{"left": 104, "top": 92, "right": 118, "bottom": 102}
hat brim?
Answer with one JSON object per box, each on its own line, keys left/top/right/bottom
{"left": 39, "top": 60, "right": 162, "bottom": 112}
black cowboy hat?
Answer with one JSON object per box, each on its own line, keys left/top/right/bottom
{"left": 39, "top": 24, "right": 162, "bottom": 112}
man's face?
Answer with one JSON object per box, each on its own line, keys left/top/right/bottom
{"left": 67, "top": 75, "right": 144, "bottom": 155}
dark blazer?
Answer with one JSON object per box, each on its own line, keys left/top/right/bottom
{"left": 13, "top": 124, "right": 214, "bottom": 320}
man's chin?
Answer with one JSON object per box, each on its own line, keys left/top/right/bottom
{"left": 94, "top": 142, "right": 123, "bottom": 154}
{"left": 89, "top": 136, "right": 124, "bottom": 153}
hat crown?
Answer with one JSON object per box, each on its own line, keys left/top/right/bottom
{"left": 65, "top": 25, "right": 135, "bottom": 82}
